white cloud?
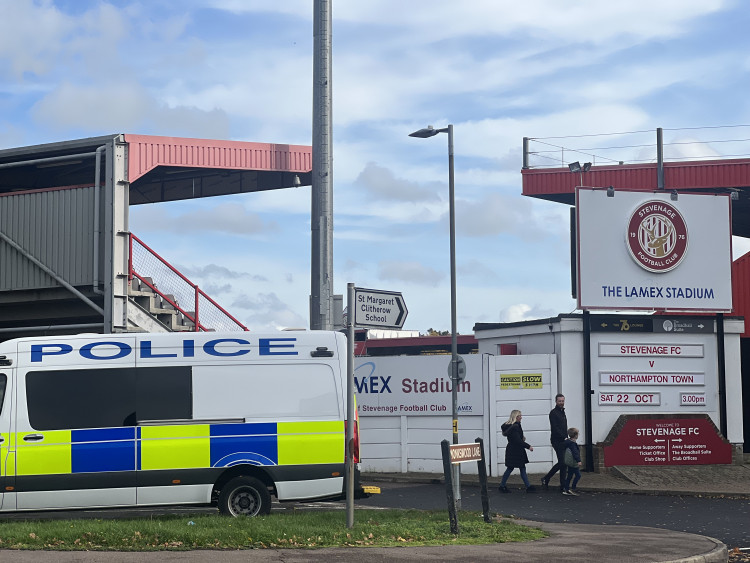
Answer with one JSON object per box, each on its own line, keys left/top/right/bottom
{"left": 130, "top": 202, "right": 277, "bottom": 235}
{"left": 177, "top": 263, "right": 267, "bottom": 282}
{"left": 231, "top": 292, "right": 308, "bottom": 330}
{"left": 499, "top": 303, "right": 559, "bottom": 323}
{"left": 217, "top": 1, "right": 724, "bottom": 45}
{"left": 205, "top": 0, "right": 311, "bottom": 17}
{"left": 456, "top": 193, "right": 568, "bottom": 239}
{"left": 331, "top": 1, "right": 725, "bottom": 43}
{"left": 158, "top": 53, "right": 312, "bottom": 130}
{"left": 378, "top": 261, "right": 444, "bottom": 287}
{"left": 354, "top": 162, "right": 441, "bottom": 203}
{"left": 0, "top": 1, "right": 73, "bottom": 77}
{"left": 457, "top": 259, "right": 498, "bottom": 284}
{"left": 32, "top": 81, "right": 232, "bottom": 138}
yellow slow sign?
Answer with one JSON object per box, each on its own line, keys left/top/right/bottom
{"left": 500, "top": 373, "right": 543, "bottom": 389}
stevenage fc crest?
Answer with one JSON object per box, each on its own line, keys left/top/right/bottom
{"left": 626, "top": 200, "right": 688, "bottom": 273}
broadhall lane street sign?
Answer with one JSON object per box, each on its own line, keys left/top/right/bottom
{"left": 354, "top": 287, "right": 408, "bottom": 329}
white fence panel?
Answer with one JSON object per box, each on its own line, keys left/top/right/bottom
{"left": 357, "top": 353, "right": 558, "bottom": 476}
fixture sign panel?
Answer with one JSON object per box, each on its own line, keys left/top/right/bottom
{"left": 576, "top": 189, "right": 732, "bottom": 311}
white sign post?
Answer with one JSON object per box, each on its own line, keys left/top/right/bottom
{"left": 346, "top": 284, "right": 408, "bottom": 528}
{"left": 353, "top": 287, "right": 408, "bottom": 328}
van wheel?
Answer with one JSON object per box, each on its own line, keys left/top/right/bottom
{"left": 218, "top": 476, "right": 272, "bottom": 517}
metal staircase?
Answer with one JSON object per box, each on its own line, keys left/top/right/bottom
{"left": 127, "top": 233, "right": 247, "bottom": 333}
{"left": 127, "top": 276, "right": 195, "bottom": 333}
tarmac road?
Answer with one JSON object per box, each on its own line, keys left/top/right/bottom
{"left": 358, "top": 480, "right": 750, "bottom": 549}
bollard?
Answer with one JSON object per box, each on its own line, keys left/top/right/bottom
{"left": 440, "top": 439, "right": 459, "bottom": 534}
{"left": 475, "top": 437, "right": 491, "bottom": 523}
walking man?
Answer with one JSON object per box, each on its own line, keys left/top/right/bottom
{"left": 541, "top": 393, "right": 568, "bottom": 490}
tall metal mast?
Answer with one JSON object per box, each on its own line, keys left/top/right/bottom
{"left": 311, "top": 0, "right": 333, "bottom": 330}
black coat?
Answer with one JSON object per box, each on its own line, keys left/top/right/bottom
{"left": 549, "top": 405, "right": 568, "bottom": 445}
{"left": 502, "top": 421, "right": 531, "bottom": 468}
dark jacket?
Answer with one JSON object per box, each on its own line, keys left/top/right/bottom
{"left": 501, "top": 421, "right": 531, "bottom": 469}
{"left": 549, "top": 405, "right": 568, "bottom": 445}
{"left": 565, "top": 438, "right": 581, "bottom": 464}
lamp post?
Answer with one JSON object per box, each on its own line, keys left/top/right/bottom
{"left": 409, "top": 124, "right": 460, "bottom": 505}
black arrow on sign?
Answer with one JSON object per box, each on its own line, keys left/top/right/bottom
{"left": 395, "top": 295, "right": 407, "bottom": 327}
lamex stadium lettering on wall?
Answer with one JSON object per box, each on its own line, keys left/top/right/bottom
{"left": 29, "top": 338, "right": 299, "bottom": 363}
{"left": 355, "top": 376, "right": 470, "bottom": 394}
{"left": 600, "top": 285, "right": 715, "bottom": 300}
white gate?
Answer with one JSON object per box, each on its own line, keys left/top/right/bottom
{"left": 356, "top": 353, "right": 557, "bottom": 476}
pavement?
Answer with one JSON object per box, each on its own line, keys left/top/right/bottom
{"left": 364, "top": 462, "right": 750, "bottom": 499}
{"left": 0, "top": 463, "right": 747, "bottom": 562}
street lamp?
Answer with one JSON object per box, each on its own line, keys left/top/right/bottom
{"left": 409, "top": 124, "right": 460, "bottom": 504}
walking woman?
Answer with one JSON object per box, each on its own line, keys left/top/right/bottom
{"left": 499, "top": 409, "right": 536, "bottom": 493}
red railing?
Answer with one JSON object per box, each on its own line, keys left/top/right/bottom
{"left": 128, "top": 233, "right": 248, "bottom": 332}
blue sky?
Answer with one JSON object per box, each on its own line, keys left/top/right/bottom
{"left": 1, "top": 0, "right": 749, "bottom": 333}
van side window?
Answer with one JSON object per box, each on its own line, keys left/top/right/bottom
{"left": 27, "top": 368, "right": 135, "bottom": 430}
{"left": 0, "top": 374, "right": 6, "bottom": 415}
{"left": 26, "top": 367, "right": 192, "bottom": 430}
{"left": 136, "top": 366, "right": 192, "bottom": 422}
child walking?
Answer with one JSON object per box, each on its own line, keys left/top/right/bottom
{"left": 562, "top": 427, "right": 582, "bottom": 495}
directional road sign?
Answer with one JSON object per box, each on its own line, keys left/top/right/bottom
{"left": 353, "top": 287, "right": 408, "bottom": 329}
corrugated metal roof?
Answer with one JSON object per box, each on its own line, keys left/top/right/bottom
{"left": 522, "top": 159, "right": 750, "bottom": 199}
{"left": 124, "top": 134, "right": 312, "bottom": 183}
{"left": 0, "top": 134, "right": 313, "bottom": 203}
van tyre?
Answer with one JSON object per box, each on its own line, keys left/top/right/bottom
{"left": 218, "top": 476, "right": 272, "bottom": 517}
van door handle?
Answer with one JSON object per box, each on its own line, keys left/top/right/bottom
{"left": 23, "top": 434, "right": 44, "bottom": 442}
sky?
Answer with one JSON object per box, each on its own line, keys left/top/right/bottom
{"left": 1, "top": 0, "right": 750, "bottom": 334}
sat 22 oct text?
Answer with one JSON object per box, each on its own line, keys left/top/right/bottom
{"left": 600, "top": 393, "right": 658, "bottom": 405}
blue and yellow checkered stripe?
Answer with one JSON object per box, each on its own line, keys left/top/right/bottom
{"left": 11, "top": 421, "right": 344, "bottom": 476}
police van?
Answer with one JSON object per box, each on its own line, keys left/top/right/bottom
{"left": 0, "top": 330, "right": 363, "bottom": 516}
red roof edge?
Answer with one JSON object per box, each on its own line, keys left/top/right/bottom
{"left": 363, "top": 334, "right": 477, "bottom": 348}
{"left": 123, "top": 134, "right": 312, "bottom": 183}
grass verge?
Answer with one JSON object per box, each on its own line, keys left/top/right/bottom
{"left": 0, "top": 510, "right": 546, "bottom": 551}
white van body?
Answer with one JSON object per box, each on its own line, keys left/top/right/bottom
{"left": 0, "top": 331, "right": 357, "bottom": 515}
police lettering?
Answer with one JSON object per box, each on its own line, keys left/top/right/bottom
{"left": 30, "top": 338, "right": 298, "bottom": 362}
